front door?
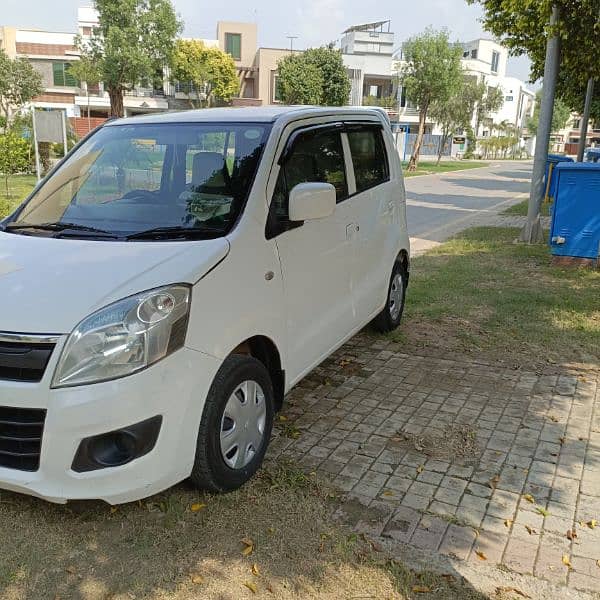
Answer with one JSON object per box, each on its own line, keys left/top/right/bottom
{"left": 268, "top": 124, "right": 355, "bottom": 384}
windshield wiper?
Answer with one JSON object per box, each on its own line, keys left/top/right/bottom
{"left": 125, "top": 225, "right": 223, "bottom": 240}
{"left": 2, "top": 221, "right": 117, "bottom": 237}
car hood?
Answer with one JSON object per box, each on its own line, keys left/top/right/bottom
{"left": 0, "top": 232, "right": 230, "bottom": 334}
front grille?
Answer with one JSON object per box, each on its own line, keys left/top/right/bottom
{"left": 0, "top": 406, "right": 46, "bottom": 471}
{"left": 0, "top": 340, "right": 55, "bottom": 382}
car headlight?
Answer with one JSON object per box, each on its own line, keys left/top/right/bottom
{"left": 52, "top": 284, "right": 191, "bottom": 388}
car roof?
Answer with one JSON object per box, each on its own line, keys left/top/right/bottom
{"left": 105, "top": 105, "right": 389, "bottom": 127}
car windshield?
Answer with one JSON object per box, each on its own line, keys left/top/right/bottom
{"left": 6, "top": 121, "right": 271, "bottom": 240}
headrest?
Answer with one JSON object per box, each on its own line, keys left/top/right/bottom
{"left": 191, "top": 152, "right": 227, "bottom": 190}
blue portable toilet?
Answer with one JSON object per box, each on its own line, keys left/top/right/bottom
{"left": 549, "top": 162, "right": 600, "bottom": 260}
{"left": 544, "top": 154, "right": 574, "bottom": 202}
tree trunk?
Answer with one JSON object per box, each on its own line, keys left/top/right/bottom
{"left": 408, "top": 104, "right": 428, "bottom": 171}
{"left": 107, "top": 85, "right": 125, "bottom": 118}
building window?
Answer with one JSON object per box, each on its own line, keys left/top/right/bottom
{"left": 272, "top": 73, "right": 283, "bottom": 103}
{"left": 491, "top": 50, "right": 500, "bottom": 73}
{"left": 505, "top": 95, "right": 514, "bottom": 102}
{"left": 573, "top": 119, "right": 581, "bottom": 129}
{"left": 52, "top": 62, "right": 78, "bottom": 87}
{"left": 225, "top": 33, "right": 242, "bottom": 60}
{"left": 471, "top": 49, "right": 478, "bottom": 59}
{"left": 463, "top": 51, "right": 469, "bottom": 58}
{"left": 82, "top": 26, "right": 92, "bottom": 36}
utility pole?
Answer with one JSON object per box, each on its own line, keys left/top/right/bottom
{"left": 577, "top": 7, "right": 599, "bottom": 162}
{"left": 520, "top": 4, "right": 561, "bottom": 244}
{"left": 286, "top": 35, "right": 298, "bottom": 53}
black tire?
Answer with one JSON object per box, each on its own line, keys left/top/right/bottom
{"left": 189, "top": 355, "right": 274, "bottom": 492}
{"left": 372, "top": 260, "right": 408, "bottom": 333}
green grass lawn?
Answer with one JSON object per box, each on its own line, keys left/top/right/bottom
{"left": 393, "top": 226, "right": 600, "bottom": 369}
{"left": 402, "top": 161, "right": 488, "bottom": 178}
{"left": 0, "top": 174, "right": 37, "bottom": 218}
{"left": 502, "top": 198, "right": 551, "bottom": 217}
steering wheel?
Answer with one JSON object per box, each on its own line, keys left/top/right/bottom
{"left": 121, "top": 189, "right": 160, "bottom": 202}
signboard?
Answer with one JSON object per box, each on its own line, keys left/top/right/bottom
{"left": 35, "top": 110, "right": 64, "bottom": 143}
{"left": 453, "top": 136, "right": 466, "bottom": 145}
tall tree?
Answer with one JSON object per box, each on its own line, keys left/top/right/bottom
{"left": 526, "top": 89, "right": 571, "bottom": 136}
{"left": 429, "top": 75, "right": 482, "bottom": 164}
{"left": 78, "top": 0, "right": 182, "bottom": 117}
{"left": 303, "top": 45, "right": 351, "bottom": 106}
{"left": 0, "top": 49, "right": 43, "bottom": 126}
{"left": 171, "top": 40, "right": 239, "bottom": 108}
{"left": 475, "top": 83, "right": 504, "bottom": 135}
{"left": 398, "top": 29, "right": 463, "bottom": 170}
{"left": 277, "top": 54, "right": 323, "bottom": 105}
{"left": 277, "top": 46, "right": 350, "bottom": 106}
{"left": 467, "top": 0, "right": 599, "bottom": 111}
{"left": 68, "top": 57, "right": 101, "bottom": 132}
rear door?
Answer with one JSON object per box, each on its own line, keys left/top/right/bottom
{"left": 343, "top": 123, "right": 396, "bottom": 321}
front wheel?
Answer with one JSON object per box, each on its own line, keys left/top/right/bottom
{"left": 189, "top": 355, "right": 274, "bottom": 492}
{"left": 372, "top": 260, "right": 408, "bottom": 333}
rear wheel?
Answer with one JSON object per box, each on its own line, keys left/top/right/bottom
{"left": 372, "top": 260, "right": 408, "bottom": 333}
{"left": 190, "top": 355, "right": 274, "bottom": 492}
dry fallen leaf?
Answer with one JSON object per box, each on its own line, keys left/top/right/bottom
{"left": 504, "top": 519, "right": 513, "bottom": 528}
{"left": 252, "top": 563, "right": 260, "bottom": 576}
{"left": 241, "top": 537, "right": 254, "bottom": 556}
{"left": 488, "top": 475, "right": 500, "bottom": 490}
{"left": 191, "top": 575, "right": 204, "bottom": 585}
{"left": 495, "top": 587, "right": 531, "bottom": 598}
{"left": 596, "top": 559, "right": 600, "bottom": 569}
{"left": 558, "top": 436, "right": 566, "bottom": 445}
{"left": 549, "top": 415, "right": 559, "bottom": 422}
{"left": 383, "top": 490, "right": 395, "bottom": 496}
{"left": 110, "top": 506, "right": 118, "bottom": 514}
{"left": 525, "top": 525, "right": 537, "bottom": 535}
{"left": 65, "top": 566, "right": 77, "bottom": 575}
{"left": 412, "top": 585, "right": 432, "bottom": 593}
{"left": 190, "top": 503, "right": 206, "bottom": 513}
{"left": 475, "top": 550, "right": 487, "bottom": 561}
{"left": 278, "top": 415, "right": 288, "bottom": 422}
{"left": 244, "top": 581, "right": 258, "bottom": 594}
{"left": 416, "top": 464, "right": 424, "bottom": 474}
{"left": 523, "top": 494, "right": 535, "bottom": 504}
{"left": 587, "top": 519, "right": 598, "bottom": 530}
{"left": 566, "top": 529, "right": 577, "bottom": 541}
{"left": 562, "top": 554, "right": 572, "bottom": 569}
{"left": 536, "top": 507, "right": 550, "bottom": 517}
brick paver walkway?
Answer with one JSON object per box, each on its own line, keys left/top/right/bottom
{"left": 270, "top": 334, "right": 600, "bottom": 595}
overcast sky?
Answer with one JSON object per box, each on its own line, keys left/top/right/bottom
{"left": 3, "top": 0, "right": 533, "bottom": 82}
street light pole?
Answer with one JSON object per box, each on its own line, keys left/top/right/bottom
{"left": 286, "top": 36, "right": 298, "bottom": 53}
{"left": 520, "top": 4, "right": 561, "bottom": 244}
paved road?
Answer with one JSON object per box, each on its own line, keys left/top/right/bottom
{"left": 404, "top": 161, "right": 533, "bottom": 255}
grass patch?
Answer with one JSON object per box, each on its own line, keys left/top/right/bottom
{"left": 502, "top": 199, "right": 551, "bottom": 217}
{"left": 393, "top": 226, "right": 600, "bottom": 369}
{"left": 0, "top": 174, "right": 37, "bottom": 218}
{"left": 0, "top": 459, "right": 488, "bottom": 599}
{"left": 402, "top": 161, "right": 488, "bottom": 178}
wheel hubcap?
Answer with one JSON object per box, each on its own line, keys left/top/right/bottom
{"left": 389, "top": 273, "right": 403, "bottom": 320}
{"left": 220, "top": 380, "right": 267, "bottom": 469}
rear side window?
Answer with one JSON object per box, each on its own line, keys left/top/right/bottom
{"left": 347, "top": 127, "right": 389, "bottom": 193}
{"left": 272, "top": 128, "right": 347, "bottom": 220}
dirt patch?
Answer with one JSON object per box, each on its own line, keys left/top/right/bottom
{"left": 396, "top": 425, "right": 482, "bottom": 465}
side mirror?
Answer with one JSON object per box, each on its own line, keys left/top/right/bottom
{"left": 288, "top": 182, "right": 336, "bottom": 221}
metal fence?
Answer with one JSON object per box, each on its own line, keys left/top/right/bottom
{"left": 403, "top": 133, "right": 451, "bottom": 157}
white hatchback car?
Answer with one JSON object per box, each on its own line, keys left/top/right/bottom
{"left": 0, "top": 106, "right": 409, "bottom": 504}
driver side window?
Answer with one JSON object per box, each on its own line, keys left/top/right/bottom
{"left": 271, "top": 127, "right": 347, "bottom": 222}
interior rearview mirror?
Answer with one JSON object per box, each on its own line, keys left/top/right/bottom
{"left": 288, "top": 182, "right": 336, "bottom": 221}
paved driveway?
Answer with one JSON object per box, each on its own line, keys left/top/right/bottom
{"left": 405, "top": 161, "right": 533, "bottom": 255}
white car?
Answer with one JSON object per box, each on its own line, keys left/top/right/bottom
{"left": 0, "top": 106, "right": 409, "bottom": 504}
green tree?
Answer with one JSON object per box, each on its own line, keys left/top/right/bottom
{"left": 0, "top": 49, "right": 43, "bottom": 126}
{"left": 466, "top": 1, "right": 599, "bottom": 115}
{"left": 526, "top": 89, "right": 571, "bottom": 136}
{"left": 429, "top": 75, "right": 482, "bottom": 164}
{"left": 302, "top": 45, "right": 351, "bottom": 106}
{"left": 476, "top": 83, "right": 504, "bottom": 134}
{"left": 277, "top": 54, "right": 323, "bottom": 105}
{"left": 78, "top": 0, "right": 182, "bottom": 117}
{"left": 68, "top": 57, "right": 101, "bottom": 131}
{"left": 171, "top": 40, "right": 239, "bottom": 108}
{"left": 0, "top": 131, "right": 30, "bottom": 198}
{"left": 398, "top": 29, "right": 463, "bottom": 170}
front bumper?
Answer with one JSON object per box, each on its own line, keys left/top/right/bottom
{"left": 0, "top": 340, "right": 221, "bottom": 504}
